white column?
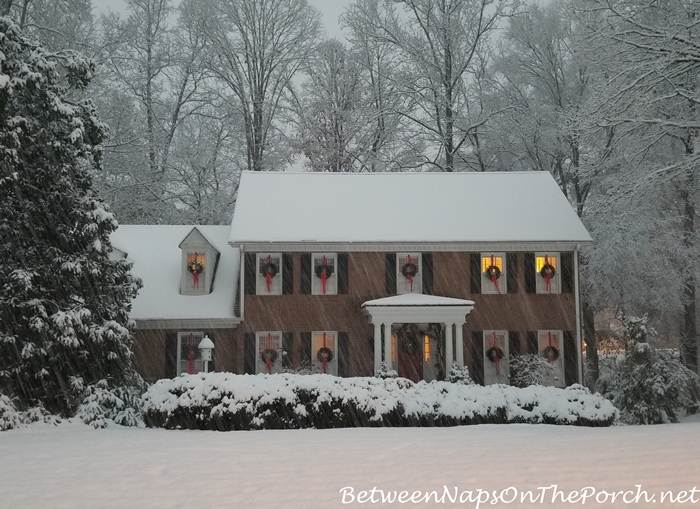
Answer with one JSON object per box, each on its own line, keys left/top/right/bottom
{"left": 374, "top": 322, "right": 382, "bottom": 374}
{"left": 574, "top": 247, "right": 583, "bottom": 385}
{"left": 455, "top": 322, "right": 464, "bottom": 367}
{"left": 383, "top": 323, "right": 393, "bottom": 369}
{"left": 445, "top": 322, "right": 454, "bottom": 369}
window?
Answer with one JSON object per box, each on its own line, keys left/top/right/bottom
{"left": 256, "top": 331, "right": 283, "bottom": 374}
{"left": 538, "top": 330, "right": 564, "bottom": 387}
{"left": 396, "top": 253, "right": 422, "bottom": 294}
{"left": 535, "top": 252, "right": 560, "bottom": 293}
{"left": 424, "top": 335, "right": 431, "bottom": 361}
{"left": 481, "top": 252, "right": 506, "bottom": 294}
{"left": 311, "top": 253, "right": 337, "bottom": 295}
{"left": 391, "top": 334, "right": 396, "bottom": 363}
{"left": 256, "top": 253, "right": 283, "bottom": 295}
{"left": 177, "top": 332, "right": 206, "bottom": 376}
{"left": 183, "top": 252, "right": 206, "bottom": 295}
{"left": 483, "top": 330, "right": 508, "bottom": 384}
{"left": 311, "top": 331, "right": 338, "bottom": 375}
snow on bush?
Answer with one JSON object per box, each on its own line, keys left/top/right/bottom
{"left": 447, "top": 362, "right": 474, "bottom": 385}
{"left": 509, "top": 354, "right": 555, "bottom": 387}
{"left": 75, "top": 379, "right": 145, "bottom": 429}
{"left": 0, "top": 394, "right": 61, "bottom": 431}
{"left": 141, "top": 373, "right": 618, "bottom": 430}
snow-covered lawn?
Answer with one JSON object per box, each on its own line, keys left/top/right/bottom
{"left": 1, "top": 420, "right": 698, "bottom": 509}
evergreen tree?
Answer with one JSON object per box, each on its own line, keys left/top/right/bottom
{"left": 0, "top": 18, "right": 141, "bottom": 417}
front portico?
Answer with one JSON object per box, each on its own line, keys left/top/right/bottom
{"left": 362, "top": 293, "right": 475, "bottom": 381}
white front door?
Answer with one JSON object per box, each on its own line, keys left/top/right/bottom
{"left": 538, "top": 330, "right": 564, "bottom": 387}
{"left": 483, "top": 330, "right": 509, "bottom": 385}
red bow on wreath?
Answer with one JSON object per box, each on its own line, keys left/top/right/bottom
{"left": 321, "top": 256, "right": 328, "bottom": 294}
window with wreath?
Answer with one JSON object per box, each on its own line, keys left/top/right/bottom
{"left": 483, "top": 330, "right": 508, "bottom": 384}
{"left": 535, "top": 252, "right": 560, "bottom": 293}
{"left": 538, "top": 330, "right": 564, "bottom": 387}
{"left": 481, "top": 253, "right": 506, "bottom": 294}
{"left": 396, "top": 253, "right": 422, "bottom": 294}
{"left": 183, "top": 253, "right": 206, "bottom": 295}
{"left": 311, "top": 331, "right": 338, "bottom": 375}
{"left": 177, "top": 331, "right": 206, "bottom": 376}
{"left": 311, "top": 253, "right": 337, "bottom": 295}
{"left": 256, "top": 253, "right": 282, "bottom": 295}
{"left": 256, "top": 331, "right": 284, "bottom": 374}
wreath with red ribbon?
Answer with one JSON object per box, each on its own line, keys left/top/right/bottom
{"left": 315, "top": 256, "right": 334, "bottom": 294}
{"left": 541, "top": 346, "right": 559, "bottom": 362}
{"left": 260, "top": 256, "right": 279, "bottom": 292}
{"left": 486, "top": 346, "right": 505, "bottom": 362}
{"left": 261, "top": 348, "right": 278, "bottom": 364}
{"left": 485, "top": 265, "right": 501, "bottom": 280}
{"left": 540, "top": 255, "right": 556, "bottom": 292}
{"left": 316, "top": 347, "right": 333, "bottom": 363}
{"left": 187, "top": 259, "right": 204, "bottom": 274}
{"left": 401, "top": 255, "right": 419, "bottom": 291}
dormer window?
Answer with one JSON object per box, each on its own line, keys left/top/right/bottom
{"left": 185, "top": 253, "right": 206, "bottom": 293}
{"left": 397, "top": 253, "right": 422, "bottom": 294}
{"left": 312, "top": 253, "right": 337, "bottom": 295}
{"left": 179, "top": 227, "right": 219, "bottom": 296}
{"left": 256, "top": 253, "right": 282, "bottom": 295}
{"left": 536, "top": 252, "right": 560, "bottom": 293}
{"left": 481, "top": 252, "right": 506, "bottom": 294}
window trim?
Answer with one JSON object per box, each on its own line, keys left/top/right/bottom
{"left": 182, "top": 252, "right": 208, "bottom": 296}
{"left": 255, "top": 330, "right": 284, "bottom": 374}
{"left": 256, "top": 252, "right": 283, "bottom": 295}
{"left": 176, "top": 331, "right": 205, "bottom": 376}
{"left": 311, "top": 330, "right": 338, "bottom": 375}
{"left": 396, "top": 252, "right": 422, "bottom": 294}
{"left": 311, "top": 253, "right": 338, "bottom": 295}
{"left": 535, "top": 252, "right": 561, "bottom": 294}
{"left": 480, "top": 252, "right": 507, "bottom": 294}
{"left": 537, "top": 329, "right": 564, "bottom": 386}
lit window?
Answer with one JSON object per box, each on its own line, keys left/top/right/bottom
{"left": 535, "top": 252, "right": 560, "bottom": 293}
{"left": 177, "top": 332, "right": 206, "bottom": 375}
{"left": 481, "top": 253, "right": 506, "bottom": 294}
{"left": 424, "top": 335, "right": 431, "bottom": 361}
{"left": 184, "top": 253, "right": 206, "bottom": 294}
{"left": 312, "top": 331, "right": 338, "bottom": 375}
{"left": 396, "top": 253, "right": 422, "bottom": 294}
{"left": 311, "top": 253, "right": 337, "bottom": 295}
{"left": 256, "top": 253, "right": 283, "bottom": 295}
{"left": 256, "top": 331, "right": 283, "bottom": 374}
{"left": 391, "top": 334, "right": 396, "bottom": 362}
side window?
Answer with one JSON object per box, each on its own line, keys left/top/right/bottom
{"left": 177, "top": 332, "right": 205, "bottom": 375}
{"left": 184, "top": 252, "right": 207, "bottom": 295}
{"left": 311, "top": 253, "right": 337, "bottom": 295}
{"left": 311, "top": 331, "right": 338, "bottom": 375}
{"left": 396, "top": 253, "right": 422, "bottom": 294}
{"left": 256, "top": 253, "right": 283, "bottom": 295}
{"left": 480, "top": 253, "right": 506, "bottom": 294}
{"left": 483, "top": 330, "right": 508, "bottom": 384}
{"left": 536, "top": 252, "right": 560, "bottom": 293}
{"left": 256, "top": 331, "right": 283, "bottom": 374}
{"left": 538, "top": 330, "right": 564, "bottom": 387}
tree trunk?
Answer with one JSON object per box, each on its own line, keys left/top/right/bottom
{"left": 582, "top": 300, "right": 598, "bottom": 388}
{"left": 680, "top": 165, "right": 698, "bottom": 373}
{"left": 1, "top": 0, "right": 13, "bottom": 16}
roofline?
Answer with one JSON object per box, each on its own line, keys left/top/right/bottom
{"left": 228, "top": 241, "right": 592, "bottom": 252}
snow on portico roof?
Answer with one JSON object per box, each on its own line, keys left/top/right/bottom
{"left": 229, "top": 171, "right": 592, "bottom": 248}
{"left": 362, "top": 293, "right": 474, "bottom": 308}
{"left": 110, "top": 225, "right": 240, "bottom": 324}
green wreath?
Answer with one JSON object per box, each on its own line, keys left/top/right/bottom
{"left": 401, "top": 261, "right": 418, "bottom": 278}
{"left": 540, "top": 263, "right": 556, "bottom": 279}
{"left": 261, "top": 349, "right": 278, "bottom": 364}
{"left": 541, "top": 346, "right": 559, "bottom": 361}
{"left": 187, "top": 259, "right": 204, "bottom": 274}
{"left": 260, "top": 261, "right": 279, "bottom": 278}
{"left": 484, "top": 265, "right": 501, "bottom": 280}
{"left": 486, "top": 346, "right": 504, "bottom": 362}
{"left": 316, "top": 347, "right": 334, "bottom": 363}
{"left": 315, "top": 263, "right": 334, "bottom": 279}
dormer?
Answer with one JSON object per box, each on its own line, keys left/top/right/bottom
{"left": 179, "top": 227, "right": 220, "bottom": 295}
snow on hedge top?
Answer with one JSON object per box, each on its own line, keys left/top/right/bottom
{"left": 110, "top": 226, "right": 239, "bottom": 321}
{"left": 229, "top": 171, "right": 593, "bottom": 246}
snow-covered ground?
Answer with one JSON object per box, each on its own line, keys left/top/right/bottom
{"left": 1, "top": 420, "right": 698, "bottom": 509}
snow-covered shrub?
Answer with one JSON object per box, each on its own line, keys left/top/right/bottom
{"left": 141, "top": 373, "right": 618, "bottom": 430}
{"left": 375, "top": 361, "right": 398, "bottom": 379}
{"left": 596, "top": 315, "right": 699, "bottom": 424}
{"left": 446, "top": 363, "right": 474, "bottom": 385}
{"left": 0, "top": 394, "right": 61, "bottom": 431}
{"left": 509, "top": 354, "right": 555, "bottom": 387}
{"left": 75, "top": 378, "right": 146, "bottom": 428}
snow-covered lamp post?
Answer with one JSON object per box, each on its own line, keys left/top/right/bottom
{"left": 198, "top": 335, "right": 214, "bottom": 373}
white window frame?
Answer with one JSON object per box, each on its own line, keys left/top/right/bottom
{"left": 177, "top": 331, "right": 205, "bottom": 376}
{"left": 311, "top": 253, "right": 338, "bottom": 295}
{"left": 396, "top": 252, "right": 422, "bottom": 294}
{"left": 480, "top": 252, "right": 507, "bottom": 294}
{"left": 256, "top": 331, "right": 284, "bottom": 374}
{"left": 256, "top": 253, "right": 283, "bottom": 295}
{"left": 311, "top": 330, "right": 338, "bottom": 375}
{"left": 483, "top": 330, "right": 509, "bottom": 385}
{"left": 183, "top": 252, "right": 207, "bottom": 295}
{"left": 535, "top": 252, "right": 561, "bottom": 294}
{"left": 537, "top": 329, "right": 564, "bottom": 387}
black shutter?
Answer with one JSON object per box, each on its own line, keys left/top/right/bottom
{"left": 165, "top": 333, "right": 177, "bottom": 378}
{"left": 282, "top": 254, "right": 293, "bottom": 294}
{"left": 561, "top": 252, "right": 574, "bottom": 293}
{"left": 470, "top": 253, "right": 481, "bottom": 294}
{"left": 526, "top": 331, "right": 538, "bottom": 355}
{"left": 506, "top": 253, "right": 519, "bottom": 294}
{"left": 422, "top": 253, "right": 433, "bottom": 295}
{"left": 471, "top": 331, "right": 484, "bottom": 385}
{"left": 508, "top": 331, "right": 520, "bottom": 386}
{"left": 244, "top": 253, "right": 256, "bottom": 294}
{"left": 282, "top": 332, "right": 294, "bottom": 368}
{"left": 338, "top": 332, "right": 350, "bottom": 377}
{"left": 338, "top": 253, "right": 349, "bottom": 294}
{"left": 524, "top": 252, "right": 536, "bottom": 294}
{"left": 300, "top": 254, "right": 311, "bottom": 294}
{"left": 385, "top": 254, "right": 396, "bottom": 295}
{"left": 300, "top": 332, "right": 311, "bottom": 365}
{"left": 244, "top": 333, "right": 256, "bottom": 374}
{"left": 563, "top": 331, "right": 577, "bottom": 386}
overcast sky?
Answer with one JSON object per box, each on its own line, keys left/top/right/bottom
{"left": 92, "top": 0, "right": 353, "bottom": 39}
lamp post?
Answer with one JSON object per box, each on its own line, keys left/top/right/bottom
{"left": 198, "top": 335, "right": 214, "bottom": 373}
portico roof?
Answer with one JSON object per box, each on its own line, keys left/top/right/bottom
{"left": 362, "top": 293, "right": 474, "bottom": 325}
{"left": 362, "top": 293, "right": 474, "bottom": 308}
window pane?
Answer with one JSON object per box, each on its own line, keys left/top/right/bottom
{"left": 482, "top": 255, "right": 503, "bottom": 272}
{"left": 536, "top": 255, "right": 557, "bottom": 271}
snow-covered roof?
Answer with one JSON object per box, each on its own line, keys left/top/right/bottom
{"left": 362, "top": 293, "right": 474, "bottom": 307}
{"left": 229, "top": 171, "right": 592, "bottom": 250}
{"left": 110, "top": 225, "right": 240, "bottom": 326}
